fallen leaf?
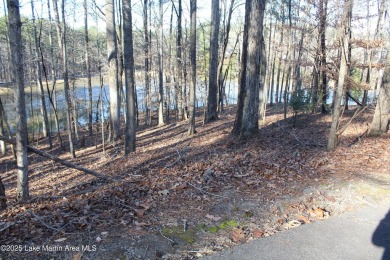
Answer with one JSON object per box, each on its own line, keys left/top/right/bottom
{"left": 252, "top": 228, "right": 264, "bottom": 238}
{"left": 206, "top": 214, "right": 222, "bottom": 221}
{"left": 297, "top": 215, "right": 310, "bottom": 224}
{"left": 325, "top": 196, "right": 336, "bottom": 202}
{"left": 309, "top": 210, "right": 317, "bottom": 218}
{"left": 287, "top": 220, "right": 301, "bottom": 229}
{"left": 230, "top": 227, "right": 245, "bottom": 242}
{"left": 314, "top": 208, "right": 324, "bottom": 218}
{"left": 134, "top": 221, "right": 149, "bottom": 226}
{"left": 72, "top": 252, "right": 82, "bottom": 260}
{"left": 175, "top": 183, "right": 188, "bottom": 190}
{"left": 140, "top": 203, "right": 151, "bottom": 210}
{"left": 134, "top": 209, "right": 145, "bottom": 217}
{"left": 96, "top": 236, "right": 102, "bottom": 243}
{"left": 54, "top": 237, "right": 67, "bottom": 242}
{"left": 267, "top": 183, "right": 277, "bottom": 189}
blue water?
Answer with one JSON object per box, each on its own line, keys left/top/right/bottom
{"left": 2, "top": 80, "right": 375, "bottom": 134}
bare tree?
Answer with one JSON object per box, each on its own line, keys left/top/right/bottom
{"left": 84, "top": 0, "right": 93, "bottom": 136}
{"left": 158, "top": 0, "right": 165, "bottom": 126}
{"left": 123, "top": 0, "right": 136, "bottom": 153}
{"left": 53, "top": 0, "right": 76, "bottom": 158}
{"left": 217, "top": 0, "right": 235, "bottom": 112}
{"left": 7, "top": 0, "right": 29, "bottom": 201}
{"left": 143, "top": 0, "right": 151, "bottom": 125}
{"left": 175, "top": 0, "right": 184, "bottom": 121}
{"left": 369, "top": 42, "right": 389, "bottom": 136}
{"left": 319, "top": 0, "right": 328, "bottom": 113}
{"left": 188, "top": 0, "right": 196, "bottom": 135}
{"left": 328, "top": 0, "right": 353, "bottom": 150}
{"left": 30, "top": 0, "right": 52, "bottom": 149}
{"left": 106, "top": 0, "right": 120, "bottom": 140}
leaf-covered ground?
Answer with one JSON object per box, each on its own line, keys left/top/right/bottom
{"left": 1, "top": 105, "right": 389, "bottom": 259}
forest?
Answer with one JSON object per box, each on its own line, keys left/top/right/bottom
{"left": 0, "top": 0, "right": 389, "bottom": 259}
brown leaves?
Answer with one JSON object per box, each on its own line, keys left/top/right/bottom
{"left": 229, "top": 227, "right": 246, "bottom": 243}
{"left": 252, "top": 228, "right": 264, "bottom": 238}
{"left": 134, "top": 208, "right": 146, "bottom": 217}
{"left": 72, "top": 252, "right": 83, "bottom": 260}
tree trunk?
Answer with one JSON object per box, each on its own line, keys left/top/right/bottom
{"left": 232, "top": 0, "right": 266, "bottom": 137}
{"left": 7, "top": 0, "right": 29, "bottom": 201}
{"left": 158, "top": 0, "right": 165, "bottom": 126}
{"left": 259, "top": 36, "right": 267, "bottom": 122}
{"left": 0, "top": 98, "right": 7, "bottom": 156}
{"left": 217, "top": 0, "right": 235, "bottom": 113}
{"left": 283, "top": 0, "right": 293, "bottom": 119}
{"left": 0, "top": 176, "right": 6, "bottom": 210}
{"left": 176, "top": 0, "right": 183, "bottom": 121}
{"left": 30, "top": 0, "right": 51, "bottom": 148}
{"left": 46, "top": 0, "right": 61, "bottom": 144}
{"left": 84, "top": 0, "right": 93, "bottom": 136}
{"left": 166, "top": 5, "right": 174, "bottom": 124}
{"left": 320, "top": 0, "right": 328, "bottom": 113}
{"left": 328, "top": 0, "right": 353, "bottom": 150}
{"left": 123, "top": 0, "right": 136, "bottom": 153}
{"left": 106, "top": 0, "right": 120, "bottom": 140}
{"left": 206, "top": 0, "right": 220, "bottom": 122}
{"left": 369, "top": 43, "right": 389, "bottom": 136}
{"left": 188, "top": 0, "right": 197, "bottom": 135}
{"left": 0, "top": 98, "right": 15, "bottom": 158}
{"left": 53, "top": 0, "right": 76, "bottom": 158}
{"left": 143, "top": 0, "right": 151, "bottom": 125}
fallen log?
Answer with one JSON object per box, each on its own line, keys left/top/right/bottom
{"left": 0, "top": 136, "right": 115, "bottom": 182}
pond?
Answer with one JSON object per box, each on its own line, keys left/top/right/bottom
{"left": 0, "top": 78, "right": 239, "bottom": 134}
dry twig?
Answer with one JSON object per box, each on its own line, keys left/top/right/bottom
{"left": 186, "top": 182, "right": 227, "bottom": 199}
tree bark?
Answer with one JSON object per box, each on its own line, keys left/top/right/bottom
{"left": 0, "top": 98, "right": 7, "bottom": 155}
{"left": 123, "top": 0, "right": 136, "bottom": 154}
{"left": 232, "top": 0, "right": 266, "bottom": 137}
{"left": 320, "top": 0, "right": 328, "bottom": 113}
{"left": 84, "top": 0, "right": 93, "bottom": 136}
{"left": 175, "top": 0, "right": 184, "bottom": 121}
{"left": 143, "top": 0, "right": 151, "bottom": 125}
{"left": 188, "top": 0, "right": 197, "bottom": 135}
{"left": 206, "top": 0, "right": 220, "bottom": 123}
{"left": 7, "top": 0, "right": 29, "bottom": 201}
{"left": 369, "top": 45, "right": 389, "bottom": 136}
{"left": 158, "top": 0, "right": 165, "bottom": 126}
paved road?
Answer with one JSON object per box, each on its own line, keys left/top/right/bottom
{"left": 203, "top": 202, "right": 390, "bottom": 260}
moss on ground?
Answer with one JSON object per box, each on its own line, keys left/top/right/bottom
{"left": 161, "top": 226, "right": 197, "bottom": 244}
